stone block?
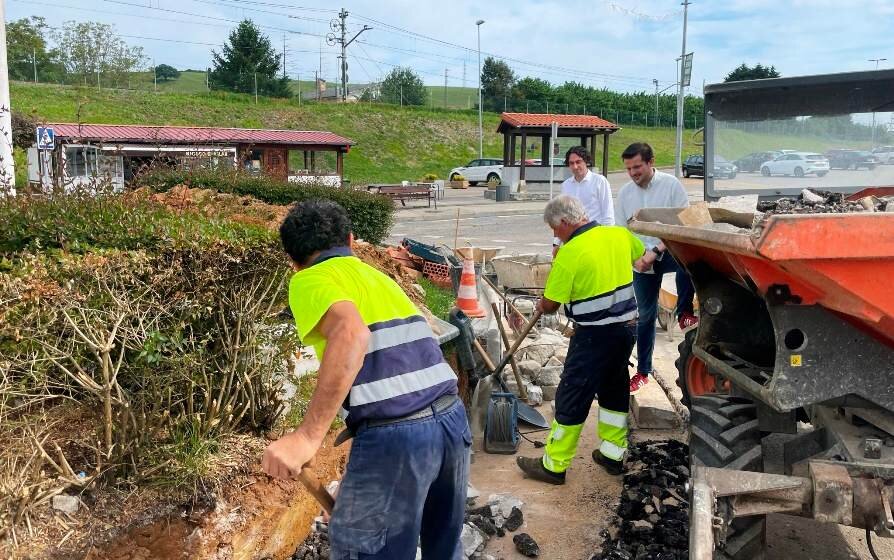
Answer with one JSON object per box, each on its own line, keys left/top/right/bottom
{"left": 525, "top": 384, "right": 543, "bottom": 406}
{"left": 517, "top": 360, "right": 542, "bottom": 380}
{"left": 461, "top": 523, "right": 485, "bottom": 558}
{"left": 535, "top": 366, "right": 562, "bottom": 386}
{"left": 540, "top": 384, "right": 558, "bottom": 401}
{"left": 630, "top": 378, "right": 680, "bottom": 429}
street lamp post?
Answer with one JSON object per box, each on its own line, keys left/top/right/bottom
{"left": 869, "top": 58, "right": 887, "bottom": 148}
{"left": 653, "top": 78, "right": 659, "bottom": 126}
{"left": 476, "top": 19, "right": 485, "bottom": 160}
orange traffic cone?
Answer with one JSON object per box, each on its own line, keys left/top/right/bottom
{"left": 456, "top": 259, "right": 486, "bottom": 318}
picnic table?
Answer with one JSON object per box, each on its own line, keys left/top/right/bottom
{"left": 367, "top": 183, "right": 438, "bottom": 208}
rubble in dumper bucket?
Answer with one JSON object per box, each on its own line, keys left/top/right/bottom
{"left": 757, "top": 188, "right": 891, "bottom": 215}
{"left": 593, "top": 440, "right": 690, "bottom": 560}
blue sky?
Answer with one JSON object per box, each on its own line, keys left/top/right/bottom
{"left": 8, "top": 0, "right": 894, "bottom": 95}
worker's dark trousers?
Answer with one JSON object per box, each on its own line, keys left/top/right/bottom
{"left": 329, "top": 400, "right": 471, "bottom": 560}
{"left": 543, "top": 323, "right": 636, "bottom": 471}
{"left": 633, "top": 253, "right": 695, "bottom": 375}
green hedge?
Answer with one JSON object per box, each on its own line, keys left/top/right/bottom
{"left": 0, "top": 191, "right": 274, "bottom": 256}
{"left": 136, "top": 168, "right": 394, "bottom": 244}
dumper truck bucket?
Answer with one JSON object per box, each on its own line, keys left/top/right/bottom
{"left": 630, "top": 207, "right": 894, "bottom": 413}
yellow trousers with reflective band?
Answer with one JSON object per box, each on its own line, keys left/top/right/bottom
{"left": 542, "top": 407, "right": 628, "bottom": 473}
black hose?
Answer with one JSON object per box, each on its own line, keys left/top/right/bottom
{"left": 867, "top": 527, "right": 882, "bottom": 560}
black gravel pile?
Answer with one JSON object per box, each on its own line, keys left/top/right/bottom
{"left": 594, "top": 440, "right": 690, "bottom": 560}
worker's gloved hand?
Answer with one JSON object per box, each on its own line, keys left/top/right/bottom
{"left": 262, "top": 431, "right": 317, "bottom": 480}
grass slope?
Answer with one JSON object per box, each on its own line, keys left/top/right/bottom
{"left": 12, "top": 81, "right": 697, "bottom": 182}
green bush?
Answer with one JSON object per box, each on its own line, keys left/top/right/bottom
{"left": 0, "top": 191, "right": 274, "bottom": 256}
{"left": 1, "top": 192, "right": 293, "bottom": 489}
{"left": 136, "top": 168, "right": 395, "bottom": 244}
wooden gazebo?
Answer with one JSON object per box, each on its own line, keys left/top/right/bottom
{"left": 497, "top": 113, "right": 620, "bottom": 185}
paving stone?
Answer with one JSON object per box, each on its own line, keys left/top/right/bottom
{"left": 630, "top": 377, "right": 680, "bottom": 429}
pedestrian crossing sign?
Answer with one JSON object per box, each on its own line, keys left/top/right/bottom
{"left": 36, "top": 126, "right": 55, "bottom": 150}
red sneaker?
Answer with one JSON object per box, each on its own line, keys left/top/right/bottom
{"left": 678, "top": 312, "right": 699, "bottom": 331}
{"left": 629, "top": 372, "right": 649, "bottom": 393}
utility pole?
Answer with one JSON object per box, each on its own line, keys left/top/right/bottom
{"left": 254, "top": 72, "right": 258, "bottom": 104}
{"left": 0, "top": 1, "right": 15, "bottom": 194}
{"left": 153, "top": 58, "right": 157, "bottom": 92}
{"left": 282, "top": 35, "right": 286, "bottom": 79}
{"left": 869, "top": 58, "right": 887, "bottom": 148}
{"left": 463, "top": 60, "right": 466, "bottom": 89}
{"left": 444, "top": 68, "right": 448, "bottom": 109}
{"left": 674, "top": 0, "right": 691, "bottom": 179}
{"left": 653, "top": 78, "right": 659, "bottom": 127}
{"left": 297, "top": 72, "right": 301, "bottom": 106}
{"left": 400, "top": 83, "right": 403, "bottom": 107}
{"left": 330, "top": 9, "right": 371, "bottom": 102}
{"left": 33, "top": 47, "right": 38, "bottom": 82}
{"left": 476, "top": 19, "right": 485, "bottom": 159}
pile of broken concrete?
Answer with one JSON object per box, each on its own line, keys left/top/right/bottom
{"left": 503, "top": 327, "right": 570, "bottom": 405}
{"left": 463, "top": 493, "right": 539, "bottom": 558}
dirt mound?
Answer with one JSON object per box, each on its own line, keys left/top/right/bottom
{"left": 140, "top": 186, "right": 423, "bottom": 306}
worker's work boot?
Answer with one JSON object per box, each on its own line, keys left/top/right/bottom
{"left": 592, "top": 450, "right": 624, "bottom": 476}
{"left": 629, "top": 372, "right": 649, "bottom": 393}
{"left": 516, "top": 456, "right": 566, "bottom": 485}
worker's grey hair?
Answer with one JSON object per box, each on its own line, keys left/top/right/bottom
{"left": 543, "top": 194, "right": 588, "bottom": 228}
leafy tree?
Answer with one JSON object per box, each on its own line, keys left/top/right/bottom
{"left": 379, "top": 67, "right": 426, "bottom": 106}
{"left": 512, "top": 77, "right": 552, "bottom": 102}
{"left": 154, "top": 64, "right": 181, "bottom": 82}
{"left": 7, "top": 17, "right": 64, "bottom": 83}
{"left": 481, "top": 57, "right": 515, "bottom": 112}
{"left": 724, "top": 63, "right": 780, "bottom": 82}
{"left": 55, "top": 21, "right": 145, "bottom": 88}
{"left": 210, "top": 20, "right": 291, "bottom": 98}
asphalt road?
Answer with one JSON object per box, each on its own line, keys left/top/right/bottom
{"left": 385, "top": 171, "right": 705, "bottom": 255}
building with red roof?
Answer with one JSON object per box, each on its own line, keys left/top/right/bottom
{"left": 27, "top": 123, "right": 354, "bottom": 192}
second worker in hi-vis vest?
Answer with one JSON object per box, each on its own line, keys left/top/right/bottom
{"left": 262, "top": 201, "right": 470, "bottom": 559}
{"left": 517, "top": 195, "right": 648, "bottom": 483}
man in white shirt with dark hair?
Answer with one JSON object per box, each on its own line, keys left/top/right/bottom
{"left": 616, "top": 142, "right": 698, "bottom": 394}
{"left": 552, "top": 146, "right": 614, "bottom": 255}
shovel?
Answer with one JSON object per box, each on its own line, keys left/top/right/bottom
{"left": 470, "top": 311, "right": 548, "bottom": 430}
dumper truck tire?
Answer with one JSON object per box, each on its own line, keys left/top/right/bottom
{"left": 690, "top": 394, "right": 766, "bottom": 560}
{"left": 675, "top": 329, "right": 727, "bottom": 407}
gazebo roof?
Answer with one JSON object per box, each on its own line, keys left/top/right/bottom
{"left": 497, "top": 112, "right": 619, "bottom": 134}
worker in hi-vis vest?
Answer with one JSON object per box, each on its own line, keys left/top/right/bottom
{"left": 262, "top": 201, "right": 470, "bottom": 559}
{"left": 517, "top": 195, "right": 647, "bottom": 482}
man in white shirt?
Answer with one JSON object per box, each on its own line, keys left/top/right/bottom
{"left": 552, "top": 146, "right": 614, "bottom": 253}
{"left": 616, "top": 143, "right": 698, "bottom": 393}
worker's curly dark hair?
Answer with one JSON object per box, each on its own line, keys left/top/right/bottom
{"left": 564, "top": 145, "right": 592, "bottom": 166}
{"left": 280, "top": 200, "right": 353, "bottom": 266}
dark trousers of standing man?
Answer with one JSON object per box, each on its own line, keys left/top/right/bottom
{"left": 632, "top": 252, "right": 695, "bottom": 376}
{"left": 542, "top": 322, "right": 636, "bottom": 472}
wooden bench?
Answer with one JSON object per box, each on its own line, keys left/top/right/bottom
{"left": 369, "top": 185, "right": 437, "bottom": 208}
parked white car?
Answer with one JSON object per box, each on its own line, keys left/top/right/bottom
{"left": 760, "top": 152, "right": 829, "bottom": 177}
{"left": 871, "top": 145, "right": 894, "bottom": 164}
{"left": 448, "top": 158, "right": 503, "bottom": 185}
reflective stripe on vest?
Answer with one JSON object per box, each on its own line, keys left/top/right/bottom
{"left": 564, "top": 282, "right": 637, "bottom": 326}
{"left": 347, "top": 315, "right": 457, "bottom": 426}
